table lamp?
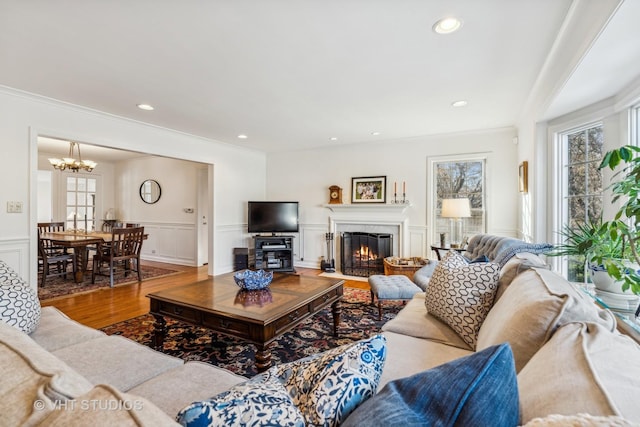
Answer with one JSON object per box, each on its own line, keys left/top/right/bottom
{"left": 441, "top": 198, "right": 471, "bottom": 248}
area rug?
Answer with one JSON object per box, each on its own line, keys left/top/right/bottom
{"left": 38, "top": 265, "right": 180, "bottom": 301}
{"left": 100, "top": 287, "right": 403, "bottom": 377}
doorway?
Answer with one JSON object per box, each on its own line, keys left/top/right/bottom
{"left": 35, "top": 136, "right": 213, "bottom": 270}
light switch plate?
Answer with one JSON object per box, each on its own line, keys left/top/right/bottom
{"left": 6, "top": 201, "right": 23, "bottom": 213}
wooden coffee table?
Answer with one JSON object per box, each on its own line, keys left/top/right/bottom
{"left": 147, "top": 272, "right": 344, "bottom": 372}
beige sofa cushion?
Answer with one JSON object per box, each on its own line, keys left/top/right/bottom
{"left": 382, "top": 293, "right": 471, "bottom": 350}
{"left": 518, "top": 322, "right": 640, "bottom": 424}
{"left": 37, "top": 384, "right": 179, "bottom": 426}
{"left": 129, "top": 361, "right": 246, "bottom": 418}
{"left": 476, "top": 268, "right": 616, "bottom": 372}
{"left": 379, "top": 331, "right": 473, "bottom": 389}
{"left": 30, "top": 307, "right": 105, "bottom": 351}
{"left": 522, "top": 413, "right": 636, "bottom": 427}
{"left": 53, "top": 335, "right": 183, "bottom": 391}
{"left": 495, "top": 252, "right": 548, "bottom": 302}
{"left": 0, "top": 320, "right": 93, "bottom": 426}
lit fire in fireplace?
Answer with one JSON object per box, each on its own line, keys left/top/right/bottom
{"left": 355, "top": 245, "right": 378, "bottom": 261}
{"left": 341, "top": 231, "right": 392, "bottom": 277}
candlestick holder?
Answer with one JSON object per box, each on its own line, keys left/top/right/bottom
{"left": 390, "top": 193, "right": 410, "bottom": 204}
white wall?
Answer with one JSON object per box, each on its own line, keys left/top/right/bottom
{"left": 36, "top": 170, "right": 52, "bottom": 222}
{"left": 0, "top": 87, "right": 267, "bottom": 287}
{"left": 266, "top": 127, "right": 518, "bottom": 268}
{"left": 115, "top": 156, "right": 206, "bottom": 266}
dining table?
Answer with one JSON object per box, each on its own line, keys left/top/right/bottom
{"left": 39, "top": 231, "right": 146, "bottom": 283}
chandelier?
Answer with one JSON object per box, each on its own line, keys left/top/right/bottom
{"left": 48, "top": 141, "right": 97, "bottom": 172}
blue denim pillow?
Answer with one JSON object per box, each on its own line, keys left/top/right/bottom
{"left": 465, "top": 254, "right": 490, "bottom": 263}
{"left": 341, "top": 343, "right": 519, "bottom": 427}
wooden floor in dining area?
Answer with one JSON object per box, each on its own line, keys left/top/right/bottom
{"left": 42, "top": 261, "right": 370, "bottom": 330}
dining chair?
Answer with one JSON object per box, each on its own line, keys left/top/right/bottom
{"left": 37, "top": 229, "right": 76, "bottom": 287}
{"left": 91, "top": 226, "right": 145, "bottom": 287}
{"left": 37, "top": 221, "right": 65, "bottom": 234}
{"left": 37, "top": 221, "right": 68, "bottom": 254}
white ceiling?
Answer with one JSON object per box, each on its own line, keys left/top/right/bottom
{"left": 2, "top": 1, "right": 639, "bottom": 158}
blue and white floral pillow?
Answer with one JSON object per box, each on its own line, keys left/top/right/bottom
{"left": 176, "top": 377, "right": 304, "bottom": 426}
{"left": 176, "top": 334, "right": 387, "bottom": 427}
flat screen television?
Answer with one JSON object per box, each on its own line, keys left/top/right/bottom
{"left": 248, "top": 201, "right": 299, "bottom": 234}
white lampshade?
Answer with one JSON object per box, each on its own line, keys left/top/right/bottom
{"left": 441, "top": 198, "right": 471, "bottom": 218}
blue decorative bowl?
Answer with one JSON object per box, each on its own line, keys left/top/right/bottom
{"left": 233, "top": 269, "right": 274, "bottom": 290}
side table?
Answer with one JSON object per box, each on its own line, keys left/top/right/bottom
{"left": 429, "top": 245, "right": 466, "bottom": 260}
{"left": 574, "top": 281, "right": 640, "bottom": 344}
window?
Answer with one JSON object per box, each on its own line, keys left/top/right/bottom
{"left": 429, "top": 156, "right": 487, "bottom": 246}
{"left": 558, "top": 123, "right": 604, "bottom": 282}
{"left": 66, "top": 176, "right": 97, "bottom": 231}
{"left": 634, "top": 105, "right": 640, "bottom": 146}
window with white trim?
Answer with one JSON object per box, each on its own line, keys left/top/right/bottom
{"left": 65, "top": 175, "right": 97, "bottom": 231}
{"left": 429, "top": 155, "right": 487, "bottom": 246}
{"left": 557, "top": 123, "right": 604, "bottom": 282}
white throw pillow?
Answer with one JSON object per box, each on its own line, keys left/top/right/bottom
{"left": 0, "top": 259, "right": 27, "bottom": 287}
{"left": 425, "top": 251, "right": 500, "bottom": 348}
{"left": 0, "top": 283, "right": 41, "bottom": 334}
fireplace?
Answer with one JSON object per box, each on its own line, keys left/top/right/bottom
{"left": 341, "top": 232, "right": 393, "bottom": 277}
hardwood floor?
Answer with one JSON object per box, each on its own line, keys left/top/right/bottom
{"left": 42, "top": 261, "right": 369, "bottom": 329}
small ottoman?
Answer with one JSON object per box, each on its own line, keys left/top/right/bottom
{"left": 368, "top": 275, "right": 422, "bottom": 320}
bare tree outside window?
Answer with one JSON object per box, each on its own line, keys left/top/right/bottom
{"left": 562, "top": 124, "right": 604, "bottom": 282}
{"left": 431, "top": 158, "right": 486, "bottom": 245}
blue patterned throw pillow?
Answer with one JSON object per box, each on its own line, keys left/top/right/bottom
{"left": 176, "top": 334, "right": 387, "bottom": 427}
{"left": 176, "top": 378, "right": 304, "bottom": 426}
{"left": 342, "top": 343, "right": 519, "bottom": 427}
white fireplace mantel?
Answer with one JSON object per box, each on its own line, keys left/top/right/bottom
{"left": 324, "top": 203, "right": 411, "bottom": 259}
{"left": 322, "top": 203, "right": 411, "bottom": 214}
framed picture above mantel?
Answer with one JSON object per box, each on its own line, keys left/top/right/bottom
{"left": 351, "top": 176, "right": 387, "bottom": 203}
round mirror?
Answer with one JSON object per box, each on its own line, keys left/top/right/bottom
{"left": 140, "top": 179, "right": 161, "bottom": 204}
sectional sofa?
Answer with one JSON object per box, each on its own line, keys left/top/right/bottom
{"left": 2, "top": 235, "right": 640, "bottom": 425}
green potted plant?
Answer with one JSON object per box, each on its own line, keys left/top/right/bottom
{"left": 549, "top": 220, "right": 629, "bottom": 291}
{"left": 598, "top": 145, "right": 640, "bottom": 296}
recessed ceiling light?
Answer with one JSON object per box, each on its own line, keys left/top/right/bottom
{"left": 433, "top": 17, "right": 462, "bottom": 34}
{"left": 237, "top": 134, "right": 248, "bottom": 139}
{"left": 137, "top": 103, "right": 154, "bottom": 111}
{"left": 330, "top": 137, "right": 338, "bottom": 141}
{"left": 371, "top": 132, "right": 381, "bottom": 136}
{"left": 451, "top": 100, "right": 468, "bottom": 107}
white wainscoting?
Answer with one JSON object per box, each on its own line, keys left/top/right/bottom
{"left": 298, "top": 223, "right": 329, "bottom": 270}
{"left": 215, "top": 223, "right": 254, "bottom": 275}
{"left": 139, "top": 222, "right": 197, "bottom": 266}
{"left": 0, "top": 237, "right": 31, "bottom": 285}
{"left": 408, "top": 225, "right": 428, "bottom": 258}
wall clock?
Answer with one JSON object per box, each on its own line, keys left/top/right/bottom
{"left": 329, "top": 185, "right": 342, "bottom": 204}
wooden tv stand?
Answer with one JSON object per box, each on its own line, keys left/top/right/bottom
{"left": 253, "top": 235, "right": 294, "bottom": 272}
